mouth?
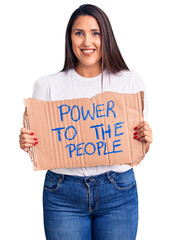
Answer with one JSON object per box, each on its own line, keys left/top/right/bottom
{"left": 81, "top": 49, "right": 96, "bottom": 56}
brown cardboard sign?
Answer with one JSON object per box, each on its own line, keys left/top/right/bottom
{"left": 23, "top": 91, "right": 146, "bottom": 171}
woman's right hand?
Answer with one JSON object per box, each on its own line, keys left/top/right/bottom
{"left": 19, "top": 128, "right": 38, "bottom": 152}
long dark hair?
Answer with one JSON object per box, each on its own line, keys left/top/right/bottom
{"left": 61, "top": 4, "right": 129, "bottom": 90}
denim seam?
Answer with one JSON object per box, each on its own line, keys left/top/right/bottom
{"left": 44, "top": 177, "right": 64, "bottom": 193}
{"left": 113, "top": 180, "right": 136, "bottom": 191}
{"left": 62, "top": 179, "right": 84, "bottom": 184}
{"left": 64, "top": 178, "right": 107, "bottom": 185}
{"left": 46, "top": 175, "right": 55, "bottom": 182}
{"left": 106, "top": 172, "right": 119, "bottom": 183}
{"left": 91, "top": 185, "right": 99, "bottom": 212}
{"left": 48, "top": 171, "right": 64, "bottom": 179}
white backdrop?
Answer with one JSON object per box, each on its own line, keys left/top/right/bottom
{"left": 0, "top": 0, "right": 170, "bottom": 239}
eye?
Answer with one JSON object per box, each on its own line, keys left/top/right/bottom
{"left": 93, "top": 32, "right": 100, "bottom": 36}
{"left": 75, "top": 32, "right": 83, "bottom": 36}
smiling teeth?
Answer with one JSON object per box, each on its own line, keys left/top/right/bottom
{"left": 82, "top": 50, "right": 94, "bottom": 53}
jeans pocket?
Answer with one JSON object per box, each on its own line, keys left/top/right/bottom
{"left": 43, "top": 172, "right": 63, "bottom": 193}
{"left": 112, "top": 169, "right": 136, "bottom": 191}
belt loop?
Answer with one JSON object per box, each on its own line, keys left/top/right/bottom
{"left": 106, "top": 171, "right": 114, "bottom": 183}
{"left": 60, "top": 174, "right": 65, "bottom": 183}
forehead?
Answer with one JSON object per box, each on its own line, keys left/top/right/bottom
{"left": 72, "top": 15, "right": 100, "bottom": 30}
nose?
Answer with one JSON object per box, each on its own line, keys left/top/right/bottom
{"left": 83, "top": 33, "right": 92, "bottom": 47}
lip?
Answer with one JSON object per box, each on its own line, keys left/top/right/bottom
{"left": 81, "top": 49, "right": 96, "bottom": 56}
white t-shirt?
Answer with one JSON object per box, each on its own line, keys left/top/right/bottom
{"left": 32, "top": 68, "right": 148, "bottom": 176}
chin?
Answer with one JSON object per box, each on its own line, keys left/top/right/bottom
{"left": 82, "top": 62, "right": 98, "bottom": 66}
{"left": 79, "top": 59, "right": 100, "bottom": 67}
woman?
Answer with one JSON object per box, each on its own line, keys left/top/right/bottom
{"left": 19, "top": 4, "right": 152, "bottom": 240}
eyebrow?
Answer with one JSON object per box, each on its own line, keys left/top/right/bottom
{"left": 73, "top": 28, "right": 100, "bottom": 32}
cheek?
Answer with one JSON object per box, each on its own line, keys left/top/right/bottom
{"left": 71, "top": 43, "right": 78, "bottom": 57}
{"left": 96, "top": 39, "right": 102, "bottom": 53}
{"left": 98, "top": 43, "right": 102, "bottom": 56}
{"left": 71, "top": 40, "right": 81, "bottom": 54}
{"left": 72, "top": 46, "right": 80, "bottom": 59}
{"left": 71, "top": 35, "right": 77, "bottom": 48}
{"left": 96, "top": 37, "right": 101, "bottom": 45}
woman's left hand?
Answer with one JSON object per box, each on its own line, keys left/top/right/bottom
{"left": 134, "top": 121, "right": 153, "bottom": 153}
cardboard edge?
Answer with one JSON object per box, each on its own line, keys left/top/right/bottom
{"left": 24, "top": 91, "right": 144, "bottom": 104}
{"left": 139, "top": 91, "right": 147, "bottom": 161}
{"left": 140, "top": 91, "right": 144, "bottom": 113}
{"left": 23, "top": 99, "right": 37, "bottom": 167}
{"left": 133, "top": 91, "right": 146, "bottom": 165}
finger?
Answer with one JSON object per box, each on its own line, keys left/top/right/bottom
{"left": 138, "top": 126, "right": 152, "bottom": 134}
{"left": 138, "top": 135, "right": 153, "bottom": 144}
{"left": 137, "top": 130, "right": 151, "bottom": 138}
{"left": 20, "top": 138, "right": 38, "bottom": 145}
{"left": 134, "top": 131, "right": 153, "bottom": 142}
{"left": 134, "top": 121, "right": 145, "bottom": 130}
{"left": 20, "top": 144, "right": 33, "bottom": 151}
{"left": 134, "top": 121, "right": 149, "bottom": 131}
{"left": 20, "top": 143, "right": 36, "bottom": 149}
{"left": 19, "top": 133, "right": 38, "bottom": 140}
{"left": 23, "top": 148, "right": 29, "bottom": 153}
{"left": 20, "top": 127, "right": 35, "bottom": 135}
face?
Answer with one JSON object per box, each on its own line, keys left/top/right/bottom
{"left": 71, "top": 15, "right": 102, "bottom": 69}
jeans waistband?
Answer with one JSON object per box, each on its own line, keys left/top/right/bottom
{"left": 47, "top": 168, "right": 133, "bottom": 184}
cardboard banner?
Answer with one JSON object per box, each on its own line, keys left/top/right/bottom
{"left": 23, "top": 91, "right": 146, "bottom": 171}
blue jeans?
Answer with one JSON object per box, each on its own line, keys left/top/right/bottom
{"left": 43, "top": 168, "right": 138, "bottom": 240}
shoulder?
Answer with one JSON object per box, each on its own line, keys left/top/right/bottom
{"left": 33, "top": 70, "right": 71, "bottom": 88}
{"left": 111, "top": 69, "right": 145, "bottom": 92}
{"left": 129, "top": 70, "right": 145, "bottom": 90}
{"left": 34, "top": 70, "right": 66, "bottom": 84}
{"left": 112, "top": 69, "right": 143, "bottom": 81}
{"left": 35, "top": 69, "right": 73, "bottom": 87}
{"left": 32, "top": 70, "right": 72, "bottom": 100}
{"left": 32, "top": 74, "right": 51, "bottom": 100}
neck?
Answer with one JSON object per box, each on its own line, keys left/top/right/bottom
{"left": 74, "top": 63, "right": 102, "bottom": 78}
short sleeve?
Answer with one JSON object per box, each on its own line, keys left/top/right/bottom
{"left": 32, "top": 77, "right": 50, "bottom": 101}
{"left": 132, "top": 71, "right": 149, "bottom": 121}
